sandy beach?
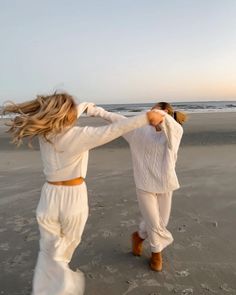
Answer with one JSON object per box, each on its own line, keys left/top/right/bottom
{"left": 0, "top": 112, "right": 236, "bottom": 295}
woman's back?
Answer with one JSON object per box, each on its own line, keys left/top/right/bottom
{"left": 39, "top": 127, "right": 90, "bottom": 182}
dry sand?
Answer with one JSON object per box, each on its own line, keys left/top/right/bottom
{"left": 0, "top": 113, "right": 236, "bottom": 295}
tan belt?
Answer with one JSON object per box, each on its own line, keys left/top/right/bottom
{"left": 47, "top": 177, "right": 84, "bottom": 186}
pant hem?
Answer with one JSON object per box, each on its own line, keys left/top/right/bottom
{"left": 150, "top": 238, "right": 174, "bottom": 253}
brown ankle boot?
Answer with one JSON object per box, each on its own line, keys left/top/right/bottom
{"left": 150, "top": 252, "right": 162, "bottom": 271}
{"left": 132, "top": 231, "right": 145, "bottom": 256}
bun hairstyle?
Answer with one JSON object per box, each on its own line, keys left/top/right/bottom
{"left": 152, "top": 102, "right": 187, "bottom": 125}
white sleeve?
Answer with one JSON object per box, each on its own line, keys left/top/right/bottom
{"left": 87, "top": 105, "right": 126, "bottom": 121}
{"left": 87, "top": 105, "right": 135, "bottom": 143}
{"left": 74, "top": 113, "right": 148, "bottom": 152}
{"left": 76, "top": 102, "right": 95, "bottom": 118}
{"left": 160, "top": 114, "right": 183, "bottom": 160}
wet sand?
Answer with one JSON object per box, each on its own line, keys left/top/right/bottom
{"left": 0, "top": 113, "right": 236, "bottom": 295}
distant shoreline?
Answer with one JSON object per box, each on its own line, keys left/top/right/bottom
{"left": 1, "top": 101, "right": 236, "bottom": 118}
{"left": 1, "top": 112, "right": 236, "bottom": 150}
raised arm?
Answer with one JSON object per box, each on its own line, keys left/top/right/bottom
{"left": 160, "top": 113, "right": 183, "bottom": 160}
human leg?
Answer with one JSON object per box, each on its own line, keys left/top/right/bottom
{"left": 157, "top": 191, "right": 173, "bottom": 227}
{"left": 32, "top": 183, "right": 88, "bottom": 295}
{"left": 136, "top": 188, "right": 173, "bottom": 253}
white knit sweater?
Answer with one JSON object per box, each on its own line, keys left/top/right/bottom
{"left": 87, "top": 106, "right": 183, "bottom": 193}
{"left": 39, "top": 103, "right": 149, "bottom": 181}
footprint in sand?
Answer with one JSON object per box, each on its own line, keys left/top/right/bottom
{"left": 116, "top": 203, "right": 125, "bottom": 207}
{"left": 120, "top": 211, "right": 128, "bottom": 217}
{"left": 88, "top": 233, "right": 99, "bottom": 240}
{"left": 200, "top": 283, "right": 216, "bottom": 293}
{"left": 24, "top": 231, "right": 38, "bottom": 241}
{"left": 101, "top": 275, "right": 115, "bottom": 284}
{"left": 220, "top": 283, "right": 235, "bottom": 293}
{"left": 4, "top": 250, "right": 31, "bottom": 272}
{"left": 135, "top": 273, "right": 149, "bottom": 279}
{"left": 14, "top": 226, "right": 25, "bottom": 232}
{"left": 190, "top": 241, "right": 202, "bottom": 249}
{"left": 7, "top": 216, "right": 36, "bottom": 233}
{"left": 164, "top": 283, "right": 175, "bottom": 292}
{"left": 178, "top": 224, "right": 187, "bottom": 232}
{"left": 19, "top": 269, "right": 34, "bottom": 278}
{"left": 181, "top": 288, "right": 193, "bottom": 295}
{"left": 80, "top": 264, "right": 92, "bottom": 272}
{"left": 86, "top": 272, "right": 97, "bottom": 279}
{"left": 91, "top": 254, "right": 102, "bottom": 266}
{"left": 100, "top": 229, "right": 116, "bottom": 239}
{"left": 91, "top": 201, "right": 105, "bottom": 211}
{"left": 175, "top": 269, "right": 190, "bottom": 277}
{"left": 104, "top": 265, "right": 118, "bottom": 274}
{"left": 211, "top": 221, "right": 218, "bottom": 227}
{"left": 142, "top": 279, "right": 161, "bottom": 287}
{"left": 123, "top": 280, "right": 138, "bottom": 295}
{"left": 20, "top": 228, "right": 31, "bottom": 234}
{"left": 173, "top": 243, "right": 185, "bottom": 250}
{"left": 120, "top": 220, "right": 136, "bottom": 227}
{"left": 0, "top": 242, "right": 9, "bottom": 251}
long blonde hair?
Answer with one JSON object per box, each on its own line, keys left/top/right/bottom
{"left": 152, "top": 102, "right": 187, "bottom": 125}
{"left": 3, "top": 92, "right": 77, "bottom": 146}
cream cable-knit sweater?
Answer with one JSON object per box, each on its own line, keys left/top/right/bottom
{"left": 87, "top": 106, "right": 183, "bottom": 193}
{"left": 39, "top": 103, "right": 149, "bottom": 181}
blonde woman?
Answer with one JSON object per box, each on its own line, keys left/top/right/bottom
{"left": 87, "top": 102, "right": 187, "bottom": 272}
{"left": 3, "top": 93, "right": 164, "bottom": 295}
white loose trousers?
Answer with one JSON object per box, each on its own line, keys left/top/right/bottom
{"left": 32, "top": 182, "right": 88, "bottom": 295}
{"left": 136, "top": 188, "right": 174, "bottom": 253}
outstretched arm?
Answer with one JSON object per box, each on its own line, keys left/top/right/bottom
{"left": 85, "top": 104, "right": 182, "bottom": 159}
{"left": 87, "top": 105, "right": 134, "bottom": 142}
{"left": 87, "top": 105, "right": 126, "bottom": 122}
{"left": 72, "top": 110, "right": 164, "bottom": 153}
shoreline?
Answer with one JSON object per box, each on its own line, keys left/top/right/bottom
{"left": 1, "top": 112, "right": 236, "bottom": 150}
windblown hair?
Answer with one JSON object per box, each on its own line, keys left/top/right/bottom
{"left": 3, "top": 92, "right": 77, "bottom": 146}
{"left": 152, "top": 102, "right": 187, "bottom": 125}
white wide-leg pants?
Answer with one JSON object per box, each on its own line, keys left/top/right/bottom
{"left": 136, "top": 188, "right": 174, "bottom": 253}
{"left": 32, "top": 182, "right": 89, "bottom": 295}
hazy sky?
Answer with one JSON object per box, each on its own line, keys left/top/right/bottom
{"left": 0, "top": 0, "right": 236, "bottom": 104}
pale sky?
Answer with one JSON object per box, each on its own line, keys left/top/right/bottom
{"left": 0, "top": 0, "right": 236, "bottom": 104}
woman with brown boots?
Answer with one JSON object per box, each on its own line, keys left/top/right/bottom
{"left": 87, "top": 102, "right": 187, "bottom": 271}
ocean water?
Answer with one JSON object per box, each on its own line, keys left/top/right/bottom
{"left": 1, "top": 101, "right": 236, "bottom": 119}
{"left": 99, "top": 101, "right": 236, "bottom": 116}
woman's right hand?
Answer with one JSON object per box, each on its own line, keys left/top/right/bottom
{"left": 147, "top": 111, "right": 165, "bottom": 126}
